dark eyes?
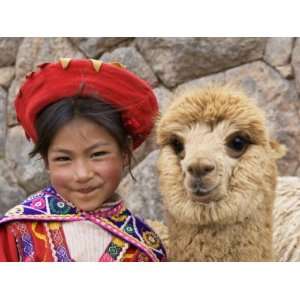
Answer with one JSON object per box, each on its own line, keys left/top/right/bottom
{"left": 226, "top": 134, "right": 251, "bottom": 158}
{"left": 91, "top": 151, "right": 108, "bottom": 158}
{"left": 54, "top": 156, "right": 70, "bottom": 162}
{"left": 168, "top": 132, "right": 250, "bottom": 159}
{"left": 169, "top": 136, "right": 185, "bottom": 157}
{"left": 53, "top": 151, "right": 108, "bottom": 162}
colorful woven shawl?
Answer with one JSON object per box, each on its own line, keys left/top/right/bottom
{"left": 0, "top": 186, "right": 166, "bottom": 262}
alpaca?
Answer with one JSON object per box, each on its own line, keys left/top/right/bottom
{"left": 154, "top": 86, "right": 285, "bottom": 261}
{"left": 273, "top": 176, "right": 300, "bottom": 261}
{"left": 148, "top": 176, "right": 300, "bottom": 261}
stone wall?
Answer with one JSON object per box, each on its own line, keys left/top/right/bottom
{"left": 0, "top": 37, "right": 299, "bottom": 220}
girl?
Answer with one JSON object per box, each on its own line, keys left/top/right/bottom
{"left": 0, "top": 58, "right": 167, "bottom": 262}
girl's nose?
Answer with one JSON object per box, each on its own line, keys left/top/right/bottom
{"left": 73, "top": 161, "right": 93, "bottom": 182}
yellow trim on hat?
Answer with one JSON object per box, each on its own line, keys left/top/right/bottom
{"left": 59, "top": 58, "right": 72, "bottom": 69}
{"left": 89, "top": 59, "right": 103, "bottom": 72}
{"left": 110, "top": 61, "right": 126, "bottom": 69}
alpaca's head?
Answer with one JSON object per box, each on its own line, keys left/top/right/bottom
{"left": 156, "top": 86, "right": 285, "bottom": 226}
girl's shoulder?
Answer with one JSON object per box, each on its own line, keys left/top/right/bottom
{"left": 0, "top": 186, "right": 79, "bottom": 225}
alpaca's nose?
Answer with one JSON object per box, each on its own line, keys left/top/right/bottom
{"left": 187, "top": 159, "right": 216, "bottom": 178}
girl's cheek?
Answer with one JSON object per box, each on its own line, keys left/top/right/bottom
{"left": 97, "top": 159, "right": 124, "bottom": 179}
{"left": 48, "top": 167, "right": 73, "bottom": 185}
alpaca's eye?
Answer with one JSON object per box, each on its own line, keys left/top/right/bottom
{"left": 170, "top": 137, "right": 184, "bottom": 157}
{"left": 226, "top": 134, "right": 250, "bottom": 158}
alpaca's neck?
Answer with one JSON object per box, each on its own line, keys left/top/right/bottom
{"left": 166, "top": 211, "right": 273, "bottom": 262}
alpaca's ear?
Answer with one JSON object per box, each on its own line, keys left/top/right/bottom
{"left": 269, "top": 139, "right": 287, "bottom": 159}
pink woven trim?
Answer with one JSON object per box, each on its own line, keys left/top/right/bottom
{"left": 0, "top": 201, "right": 125, "bottom": 225}
{"left": 87, "top": 215, "right": 158, "bottom": 262}
{"left": 48, "top": 224, "right": 73, "bottom": 262}
{"left": 80, "top": 201, "right": 124, "bottom": 218}
{"left": 0, "top": 215, "right": 84, "bottom": 224}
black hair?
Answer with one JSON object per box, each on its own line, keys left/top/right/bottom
{"left": 29, "top": 96, "right": 136, "bottom": 180}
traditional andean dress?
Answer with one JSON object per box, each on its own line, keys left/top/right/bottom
{"left": 0, "top": 186, "right": 166, "bottom": 262}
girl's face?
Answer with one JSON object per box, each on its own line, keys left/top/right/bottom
{"left": 46, "top": 117, "right": 127, "bottom": 211}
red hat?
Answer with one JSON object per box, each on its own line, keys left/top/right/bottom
{"left": 14, "top": 58, "right": 158, "bottom": 149}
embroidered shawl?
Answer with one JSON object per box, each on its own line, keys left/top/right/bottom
{"left": 0, "top": 186, "right": 167, "bottom": 262}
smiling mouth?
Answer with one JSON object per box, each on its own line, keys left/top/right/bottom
{"left": 77, "top": 187, "right": 98, "bottom": 194}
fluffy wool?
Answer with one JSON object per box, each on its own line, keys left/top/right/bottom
{"left": 273, "top": 176, "right": 300, "bottom": 261}
{"left": 155, "top": 86, "right": 285, "bottom": 261}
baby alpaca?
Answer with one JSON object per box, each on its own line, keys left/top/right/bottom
{"left": 156, "top": 86, "right": 285, "bottom": 261}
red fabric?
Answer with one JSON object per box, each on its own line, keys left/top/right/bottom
{"left": 0, "top": 221, "right": 157, "bottom": 262}
{"left": 15, "top": 59, "right": 158, "bottom": 149}
{"left": 0, "top": 222, "right": 56, "bottom": 262}
{"left": 0, "top": 225, "right": 19, "bottom": 262}
{"left": 25, "top": 222, "right": 55, "bottom": 262}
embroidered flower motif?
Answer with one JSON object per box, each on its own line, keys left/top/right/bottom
{"left": 124, "top": 225, "right": 134, "bottom": 235}
{"left": 49, "top": 197, "right": 72, "bottom": 214}
{"left": 142, "top": 231, "right": 160, "bottom": 249}
{"left": 108, "top": 244, "right": 122, "bottom": 259}
{"left": 25, "top": 191, "right": 43, "bottom": 202}
{"left": 57, "top": 202, "right": 65, "bottom": 208}
{"left": 30, "top": 198, "right": 46, "bottom": 210}
{"left": 5, "top": 205, "right": 24, "bottom": 216}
